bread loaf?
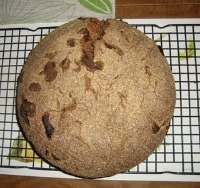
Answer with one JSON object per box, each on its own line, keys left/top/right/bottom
{"left": 16, "top": 18, "right": 176, "bottom": 178}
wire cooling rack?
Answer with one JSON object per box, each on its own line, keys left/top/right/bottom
{"left": 0, "top": 23, "right": 200, "bottom": 178}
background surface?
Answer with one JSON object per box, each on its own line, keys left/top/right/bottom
{"left": 1, "top": 0, "right": 200, "bottom": 187}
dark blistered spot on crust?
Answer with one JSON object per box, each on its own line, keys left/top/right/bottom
{"left": 87, "top": 18, "right": 109, "bottom": 40}
{"left": 81, "top": 50, "right": 104, "bottom": 72}
{"left": 152, "top": 122, "right": 160, "bottom": 134}
{"left": 46, "top": 72, "right": 57, "bottom": 82}
{"left": 145, "top": 65, "right": 151, "bottom": 76}
{"left": 51, "top": 153, "right": 61, "bottom": 161}
{"left": 20, "top": 107, "right": 29, "bottom": 124}
{"left": 42, "top": 113, "right": 55, "bottom": 138}
{"left": 157, "top": 45, "right": 164, "bottom": 56}
{"left": 20, "top": 99, "right": 36, "bottom": 124}
{"left": 67, "top": 38, "right": 76, "bottom": 47}
{"left": 18, "top": 71, "right": 24, "bottom": 83}
{"left": 29, "top": 83, "right": 42, "bottom": 92}
{"left": 120, "top": 29, "right": 124, "bottom": 34}
{"left": 78, "top": 28, "right": 91, "bottom": 42}
{"left": 45, "top": 51, "right": 58, "bottom": 59}
{"left": 42, "top": 61, "right": 57, "bottom": 82}
{"left": 59, "top": 58, "right": 71, "bottom": 72}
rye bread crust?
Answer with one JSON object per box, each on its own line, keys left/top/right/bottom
{"left": 16, "top": 18, "right": 176, "bottom": 178}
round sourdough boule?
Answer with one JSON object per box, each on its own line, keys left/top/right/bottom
{"left": 16, "top": 18, "right": 176, "bottom": 178}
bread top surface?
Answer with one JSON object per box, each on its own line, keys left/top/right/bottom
{"left": 17, "top": 18, "right": 176, "bottom": 178}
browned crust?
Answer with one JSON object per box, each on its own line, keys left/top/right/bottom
{"left": 16, "top": 18, "right": 176, "bottom": 178}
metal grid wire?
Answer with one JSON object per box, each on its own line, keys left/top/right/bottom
{"left": 0, "top": 24, "right": 200, "bottom": 175}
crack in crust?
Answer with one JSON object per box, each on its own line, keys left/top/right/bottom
{"left": 145, "top": 65, "right": 151, "bottom": 76}
{"left": 81, "top": 50, "right": 104, "bottom": 72}
{"left": 73, "top": 61, "right": 82, "bottom": 72}
{"left": 153, "top": 81, "right": 158, "bottom": 94}
{"left": 79, "top": 18, "right": 109, "bottom": 72}
{"left": 144, "top": 65, "right": 152, "bottom": 86}
{"left": 151, "top": 118, "right": 170, "bottom": 134}
{"left": 51, "top": 153, "right": 61, "bottom": 161}
{"left": 118, "top": 91, "right": 128, "bottom": 108}
{"left": 104, "top": 41, "right": 124, "bottom": 56}
{"left": 139, "top": 93, "right": 145, "bottom": 108}
{"left": 62, "top": 98, "right": 77, "bottom": 112}
{"left": 84, "top": 75, "right": 98, "bottom": 100}
{"left": 152, "top": 121, "right": 160, "bottom": 134}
